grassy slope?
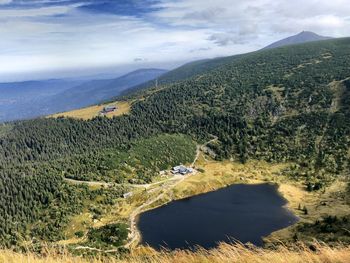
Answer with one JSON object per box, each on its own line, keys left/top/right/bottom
{"left": 1, "top": 244, "right": 349, "bottom": 263}
{"left": 49, "top": 101, "right": 131, "bottom": 120}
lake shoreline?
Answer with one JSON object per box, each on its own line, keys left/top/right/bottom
{"left": 137, "top": 182, "right": 299, "bottom": 250}
{"left": 121, "top": 159, "right": 345, "bottom": 251}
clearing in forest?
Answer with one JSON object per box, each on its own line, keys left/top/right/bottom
{"left": 49, "top": 101, "right": 131, "bottom": 120}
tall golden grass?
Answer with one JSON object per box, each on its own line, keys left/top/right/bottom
{"left": 0, "top": 243, "right": 349, "bottom": 263}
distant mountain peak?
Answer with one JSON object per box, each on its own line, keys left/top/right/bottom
{"left": 263, "top": 31, "right": 332, "bottom": 50}
{"left": 297, "top": 31, "right": 326, "bottom": 37}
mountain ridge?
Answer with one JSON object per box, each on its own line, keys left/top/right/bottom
{"left": 0, "top": 68, "right": 167, "bottom": 122}
{"left": 263, "top": 31, "right": 332, "bottom": 49}
{"left": 44, "top": 68, "right": 167, "bottom": 113}
{"left": 120, "top": 32, "right": 335, "bottom": 98}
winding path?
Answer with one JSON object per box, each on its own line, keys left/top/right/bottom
{"left": 124, "top": 174, "right": 188, "bottom": 248}
{"left": 125, "top": 136, "right": 217, "bottom": 248}
{"left": 64, "top": 177, "right": 179, "bottom": 189}
{"left": 191, "top": 136, "right": 218, "bottom": 168}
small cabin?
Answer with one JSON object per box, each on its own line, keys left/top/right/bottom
{"left": 101, "top": 105, "right": 117, "bottom": 114}
{"left": 171, "top": 165, "right": 193, "bottom": 175}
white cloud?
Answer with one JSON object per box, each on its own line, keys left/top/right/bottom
{"left": 0, "top": 3, "right": 81, "bottom": 17}
{"left": 271, "top": 15, "right": 346, "bottom": 35}
{"left": 153, "top": 0, "right": 350, "bottom": 38}
{"left": 0, "top": 0, "right": 12, "bottom": 5}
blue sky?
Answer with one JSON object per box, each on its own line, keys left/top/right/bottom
{"left": 0, "top": 0, "right": 349, "bottom": 81}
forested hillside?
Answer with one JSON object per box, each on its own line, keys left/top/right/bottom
{"left": 119, "top": 56, "right": 243, "bottom": 96}
{"left": 0, "top": 38, "right": 349, "bottom": 247}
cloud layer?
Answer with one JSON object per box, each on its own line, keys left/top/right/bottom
{"left": 0, "top": 0, "right": 349, "bottom": 80}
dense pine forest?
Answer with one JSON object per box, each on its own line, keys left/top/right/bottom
{"left": 0, "top": 38, "right": 349, "bottom": 248}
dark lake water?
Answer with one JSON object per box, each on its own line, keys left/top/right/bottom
{"left": 138, "top": 183, "right": 298, "bottom": 250}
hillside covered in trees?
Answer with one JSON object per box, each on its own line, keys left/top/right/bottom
{"left": 0, "top": 38, "right": 349, "bottom": 248}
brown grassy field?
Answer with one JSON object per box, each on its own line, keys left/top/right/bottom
{"left": 49, "top": 101, "right": 131, "bottom": 120}
{"left": 1, "top": 243, "right": 349, "bottom": 263}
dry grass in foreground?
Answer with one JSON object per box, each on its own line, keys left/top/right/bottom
{"left": 1, "top": 243, "right": 349, "bottom": 263}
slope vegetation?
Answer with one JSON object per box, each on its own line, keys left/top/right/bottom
{"left": 0, "top": 243, "right": 349, "bottom": 263}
